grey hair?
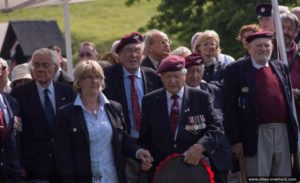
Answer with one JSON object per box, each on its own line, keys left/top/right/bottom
{"left": 143, "top": 29, "right": 168, "bottom": 55}
{"left": 31, "top": 48, "right": 56, "bottom": 65}
{"left": 280, "top": 12, "right": 299, "bottom": 29}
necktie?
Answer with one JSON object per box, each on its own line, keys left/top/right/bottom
{"left": 0, "top": 108, "right": 8, "bottom": 143}
{"left": 44, "top": 89, "right": 55, "bottom": 128}
{"left": 129, "top": 75, "right": 141, "bottom": 131}
{"left": 170, "top": 95, "right": 179, "bottom": 135}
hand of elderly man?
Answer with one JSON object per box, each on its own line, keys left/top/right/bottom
{"left": 137, "top": 149, "right": 153, "bottom": 171}
{"left": 183, "top": 144, "right": 205, "bottom": 166}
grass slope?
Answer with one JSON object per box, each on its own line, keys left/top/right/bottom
{"left": 0, "top": 0, "right": 160, "bottom": 62}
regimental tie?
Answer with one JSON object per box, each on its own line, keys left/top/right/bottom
{"left": 44, "top": 89, "right": 56, "bottom": 128}
{"left": 0, "top": 108, "right": 8, "bottom": 143}
{"left": 129, "top": 75, "right": 141, "bottom": 131}
{"left": 170, "top": 95, "right": 179, "bottom": 135}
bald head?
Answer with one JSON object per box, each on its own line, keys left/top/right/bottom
{"left": 291, "top": 7, "right": 300, "bottom": 20}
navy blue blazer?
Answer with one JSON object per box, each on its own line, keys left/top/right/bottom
{"left": 141, "top": 56, "right": 156, "bottom": 71}
{"left": 103, "top": 64, "right": 162, "bottom": 134}
{"left": 223, "top": 58, "right": 299, "bottom": 156}
{"left": 138, "top": 86, "right": 225, "bottom": 175}
{"left": 0, "top": 93, "right": 22, "bottom": 182}
{"left": 10, "top": 81, "right": 74, "bottom": 181}
{"left": 54, "top": 100, "right": 139, "bottom": 183}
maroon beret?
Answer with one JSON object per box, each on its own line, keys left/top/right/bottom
{"left": 116, "top": 32, "right": 143, "bottom": 53}
{"left": 245, "top": 31, "right": 273, "bottom": 43}
{"left": 157, "top": 55, "right": 185, "bottom": 74}
{"left": 185, "top": 53, "right": 203, "bottom": 68}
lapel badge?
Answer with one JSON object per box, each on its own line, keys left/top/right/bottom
{"left": 241, "top": 87, "right": 249, "bottom": 93}
{"left": 73, "top": 128, "right": 77, "bottom": 132}
{"left": 184, "top": 108, "right": 190, "bottom": 113}
{"left": 61, "top": 97, "right": 67, "bottom": 101}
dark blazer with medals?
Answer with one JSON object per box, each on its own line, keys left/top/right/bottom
{"left": 54, "top": 100, "right": 139, "bottom": 183}
{"left": 103, "top": 64, "right": 162, "bottom": 134}
{"left": 0, "top": 93, "right": 22, "bottom": 182}
{"left": 223, "top": 58, "right": 299, "bottom": 156}
{"left": 138, "top": 86, "right": 224, "bottom": 177}
{"left": 10, "top": 81, "right": 74, "bottom": 181}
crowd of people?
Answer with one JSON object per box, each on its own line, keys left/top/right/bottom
{"left": 0, "top": 2, "right": 299, "bottom": 183}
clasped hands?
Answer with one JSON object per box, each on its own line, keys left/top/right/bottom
{"left": 137, "top": 149, "right": 153, "bottom": 171}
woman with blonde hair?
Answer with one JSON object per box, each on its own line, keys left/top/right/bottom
{"left": 194, "top": 30, "right": 234, "bottom": 86}
{"left": 55, "top": 60, "right": 152, "bottom": 183}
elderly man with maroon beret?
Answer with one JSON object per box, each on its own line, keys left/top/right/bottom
{"left": 223, "top": 31, "right": 299, "bottom": 179}
{"left": 138, "top": 55, "right": 224, "bottom": 181}
{"left": 103, "top": 32, "right": 162, "bottom": 183}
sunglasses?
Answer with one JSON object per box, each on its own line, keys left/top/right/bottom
{"left": 79, "top": 52, "right": 93, "bottom": 58}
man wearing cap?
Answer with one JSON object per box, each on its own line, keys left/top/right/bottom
{"left": 185, "top": 53, "right": 232, "bottom": 183}
{"left": 141, "top": 29, "right": 171, "bottom": 70}
{"left": 223, "top": 31, "right": 299, "bottom": 178}
{"left": 103, "top": 32, "right": 162, "bottom": 183}
{"left": 138, "top": 55, "right": 224, "bottom": 181}
{"left": 280, "top": 12, "right": 300, "bottom": 123}
{"left": 256, "top": 3, "right": 275, "bottom": 32}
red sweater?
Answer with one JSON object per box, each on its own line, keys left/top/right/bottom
{"left": 255, "top": 66, "right": 288, "bottom": 124}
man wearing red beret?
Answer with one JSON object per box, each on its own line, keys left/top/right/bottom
{"left": 138, "top": 55, "right": 224, "bottom": 181}
{"left": 103, "top": 32, "right": 162, "bottom": 183}
{"left": 223, "top": 31, "right": 299, "bottom": 179}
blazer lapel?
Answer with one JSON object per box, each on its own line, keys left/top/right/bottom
{"left": 157, "top": 89, "right": 173, "bottom": 138}
{"left": 29, "top": 81, "right": 51, "bottom": 130}
{"left": 176, "top": 87, "right": 191, "bottom": 140}
{"left": 74, "top": 106, "right": 89, "bottom": 142}
{"left": 244, "top": 60, "right": 259, "bottom": 115}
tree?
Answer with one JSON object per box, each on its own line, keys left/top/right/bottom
{"left": 127, "top": 0, "right": 297, "bottom": 58}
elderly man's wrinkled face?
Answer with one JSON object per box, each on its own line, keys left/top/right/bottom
{"left": 118, "top": 43, "right": 143, "bottom": 74}
{"left": 31, "top": 53, "right": 55, "bottom": 87}
{"left": 249, "top": 38, "right": 273, "bottom": 65}
{"left": 186, "top": 65, "right": 204, "bottom": 87}
{"left": 148, "top": 32, "right": 171, "bottom": 61}
{"left": 161, "top": 70, "right": 186, "bottom": 95}
{"left": 282, "top": 19, "right": 298, "bottom": 48}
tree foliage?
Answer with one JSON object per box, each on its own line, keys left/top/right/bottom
{"left": 127, "top": 0, "right": 298, "bottom": 58}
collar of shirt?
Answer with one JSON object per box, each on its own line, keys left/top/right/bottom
{"left": 74, "top": 91, "right": 110, "bottom": 111}
{"left": 251, "top": 58, "right": 269, "bottom": 69}
{"left": 0, "top": 94, "right": 7, "bottom": 111}
{"left": 53, "top": 69, "right": 62, "bottom": 82}
{"left": 148, "top": 56, "right": 160, "bottom": 69}
{"left": 36, "top": 81, "right": 54, "bottom": 95}
{"left": 122, "top": 66, "right": 142, "bottom": 79}
{"left": 166, "top": 87, "right": 184, "bottom": 101}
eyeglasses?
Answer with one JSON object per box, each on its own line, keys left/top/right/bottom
{"left": 32, "top": 62, "right": 53, "bottom": 69}
{"left": 151, "top": 39, "right": 171, "bottom": 45}
{"left": 121, "top": 48, "right": 142, "bottom": 54}
{"left": 81, "top": 75, "right": 102, "bottom": 81}
{"left": 79, "top": 52, "right": 94, "bottom": 58}
{"left": 1, "top": 66, "right": 6, "bottom": 71}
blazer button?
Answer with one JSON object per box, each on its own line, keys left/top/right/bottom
{"left": 0, "top": 162, "right": 3, "bottom": 166}
{"left": 51, "top": 138, "right": 54, "bottom": 142}
{"left": 49, "top": 153, "right": 52, "bottom": 158}
{"left": 173, "top": 144, "right": 177, "bottom": 148}
{"left": 1, "top": 148, "right": 4, "bottom": 152}
{"left": 73, "top": 128, "right": 77, "bottom": 132}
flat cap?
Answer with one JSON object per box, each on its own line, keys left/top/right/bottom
{"left": 256, "top": 3, "right": 272, "bottom": 19}
{"left": 157, "top": 55, "right": 185, "bottom": 74}
{"left": 245, "top": 31, "right": 273, "bottom": 43}
{"left": 185, "top": 53, "right": 203, "bottom": 68}
{"left": 116, "top": 32, "right": 143, "bottom": 53}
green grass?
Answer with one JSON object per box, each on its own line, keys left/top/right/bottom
{"left": 0, "top": 0, "right": 160, "bottom": 62}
